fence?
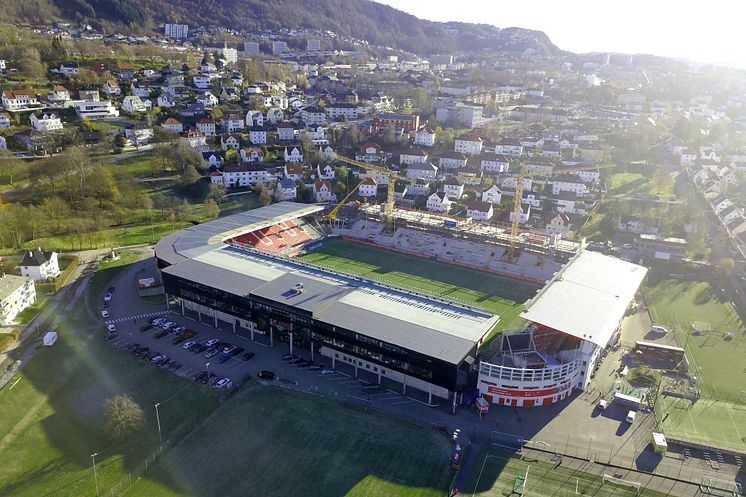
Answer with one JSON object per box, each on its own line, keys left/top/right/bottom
{"left": 54, "top": 255, "right": 80, "bottom": 292}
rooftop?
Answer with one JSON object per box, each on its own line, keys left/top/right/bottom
{"left": 0, "top": 274, "right": 31, "bottom": 301}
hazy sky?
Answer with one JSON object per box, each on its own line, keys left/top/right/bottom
{"left": 374, "top": 0, "right": 744, "bottom": 67}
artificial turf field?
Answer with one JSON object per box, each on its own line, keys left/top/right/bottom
{"left": 463, "top": 448, "right": 669, "bottom": 497}
{"left": 298, "top": 238, "right": 540, "bottom": 331}
{"left": 124, "top": 386, "right": 453, "bottom": 497}
{"left": 645, "top": 274, "right": 746, "bottom": 451}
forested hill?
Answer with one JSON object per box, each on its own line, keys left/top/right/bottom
{"left": 1, "top": 0, "right": 560, "bottom": 56}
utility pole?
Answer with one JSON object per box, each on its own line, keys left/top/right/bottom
{"left": 91, "top": 452, "right": 99, "bottom": 497}
{"left": 155, "top": 402, "right": 163, "bottom": 448}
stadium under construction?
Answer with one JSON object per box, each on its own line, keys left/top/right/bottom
{"left": 154, "top": 201, "right": 647, "bottom": 406}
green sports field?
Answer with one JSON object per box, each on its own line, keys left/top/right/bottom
{"left": 656, "top": 396, "right": 746, "bottom": 452}
{"left": 299, "top": 239, "right": 539, "bottom": 331}
{"left": 125, "top": 386, "right": 453, "bottom": 497}
{"left": 464, "top": 448, "right": 670, "bottom": 497}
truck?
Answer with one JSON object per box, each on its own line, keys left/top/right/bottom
{"left": 443, "top": 219, "right": 458, "bottom": 228}
{"left": 43, "top": 331, "right": 58, "bottom": 347}
{"left": 614, "top": 392, "right": 642, "bottom": 410}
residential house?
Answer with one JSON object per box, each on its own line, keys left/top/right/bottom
{"left": 357, "top": 142, "right": 384, "bottom": 163}
{"left": 19, "top": 248, "right": 60, "bottom": 281}
{"left": 633, "top": 234, "right": 687, "bottom": 261}
{"left": 327, "top": 102, "right": 358, "bottom": 120}
{"left": 275, "top": 178, "right": 297, "bottom": 201}
{"left": 47, "top": 86, "right": 70, "bottom": 103}
{"left": 193, "top": 74, "right": 212, "bottom": 89}
{"left": 0, "top": 136, "right": 6, "bottom": 150}
{"left": 494, "top": 137, "right": 523, "bottom": 158}
{"left": 161, "top": 117, "right": 184, "bottom": 133}
{"left": 509, "top": 204, "right": 531, "bottom": 224}
{"left": 438, "top": 151, "right": 468, "bottom": 170}
{"left": 0, "top": 113, "right": 11, "bottom": 128}
{"left": 372, "top": 113, "right": 420, "bottom": 133}
{"left": 78, "top": 87, "right": 100, "bottom": 101}
{"left": 480, "top": 154, "right": 510, "bottom": 174}
{"left": 442, "top": 177, "right": 464, "bottom": 199}
{"left": 414, "top": 128, "right": 435, "bottom": 147}
{"left": 277, "top": 123, "right": 296, "bottom": 141}
{"left": 202, "top": 151, "right": 225, "bottom": 168}
{"left": 321, "top": 145, "right": 335, "bottom": 161}
{"left": 245, "top": 111, "right": 264, "bottom": 128}
{"left": 711, "top": 194, "right": 734, "bottom": 215}
{"left": 409, "top": 178, "right": 431, "bottom": 196}
{"left": 406, "top": 162, "right": 438, "bottom": 181}
{"left": 551, "top": 173, "right": 588, "bottom": 197}
{"left": 284, "top": 146, "right": 303, "bottom": 163}
{"left": 548, "top": 191, "right": 585, "bottom": 215}
{"left": 121, "top": 95, "right": 152, "bottom": 113}
{"left": 198, "top": 91, "right": 219, "bottom": 109}
{"left": 157, "top": 95, "right": 175, "bottom": 108}
{"left": 481, "top": 185, "right": 502, "bottom": 205}
{"left": 454, "top": 134, "right": 483, "bottom": 155}
{"left": 314, "top": 180, "right": 336, "bottom": 202}
{"left": 102, "top": 80, "right": 121, "bottom": 97}
{"left": 74, "top": 100, "right": 119, "bottom": 118}
{"left": 455, "top": 167, "right": 482, "bottom": 186}
{"left": 284, "top": 162, "right": 304, "bottom": 181}
{"left": 544, "top": 211, "right": 570, "bottom": 236}
{"left": 524, "top": 157, "right": 555, "bottom": 176}
{"left": 1, "top": 90, "right": 39, "bottom": 111}
{"left": 241, "top": 147, "right": 265, "bottom": 163}
{"left": 58, "top": 63, "right": 80, "bottom": 77}
{"left": 500, "top": 176, "right": 533, "bottom": 191}
{"left": 680, "top": 148, "right": 697, "bottom": 167}
{"left": 30, "top": 113, "right": 63, "bottom": 132}
{"left": 466, "top": 200, "right": 493, "bottom": 221}
{"left": 400, "top": 147, "right": 429, "bottom": 165}
{"left": 249, "top": 127, "right": 268, "bottom": 145}
{"left": 426, "top": 192, "right": 452, "bottom": 213}
{"left": 221, "top": 134, "right": 241, "bottom": 151}
{"left": 130, "top": 81, "right": 151, "bottom": 98}
{"left": 618, "top": 215, "right": 660, "bottom": 235}
{"left": 222, "top": 113, "right": 245, "bottom": 132}
{"left": 124, "top": 125, "right": 154, "bottom": 146}
{"left": 302, "top": 106, "right": 326, "bottom": 126}
{"left": 196, "top": 118, "right": 216, "bottom": 136}
{"left": 719, "top": 205, "right": 742, "bottom": 226}
{"left": 219, "top": 87, "right": 239, "bottom": 103}
{"left": 358, "top": 177, "right": 377, "bottom": 198}
{"left": 521, "top": 190, "right": 542, "bottom": 208}
{"left": 0, "top": 274, "right": 36, "bottom": 326}
{"left": 221, "top": 163, "right": 269, "bottom": 187}
{"left": 180, "top": 130, "right": 208, "bottom": 151}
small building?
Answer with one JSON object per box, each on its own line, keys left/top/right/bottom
{"left": 30, "top": 113, "right": 63, "bottom": 132}
{"left": 0, "top": 274, "right": 36, "bottom": 325}
{"left": 414, "top": 127, "right": 435, "bottom": 147}
{"left": 481, "top": 185, "right": 502, "bottom": 205}
{"left": 633, "top": 234, "right": 687, "bottom": 261}
{"left": 275, "top": 178, "right": 297, "bottom": 201}
{"left": 314, "top": 179, "right": 336, "bottom": 202}
{"left": 19, "top": 248, "right": 60, "bottom": 281}
{"left": 426, "top": 192, "right": 452, "bottom": 213}
{"left": 454, "top": 134, "right": 483, "bottom": 155}
{"left": 358, "top": 177, "right": 377, "bottom": 198}
{"left": 466, "top": 200, "right": 493, "bottom": 221}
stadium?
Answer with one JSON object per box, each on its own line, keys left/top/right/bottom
{"left": 154, "top": 201, "right": 647, "bottom": 406}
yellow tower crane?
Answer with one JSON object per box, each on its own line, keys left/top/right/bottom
{"left": 329, "top": 154, "right": 405, "bottom": 234}
{"left": 507, "top": 162, "right": 617, "bottom": 261}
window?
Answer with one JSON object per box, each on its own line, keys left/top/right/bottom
{"left": 373, "top": 366, "right": 378, "bottom": 372}
{"left": 334, "top": 353, "right": 339, "bottom": 358}
{"left": 381, "top": 370, "right": 385, "bottom": 375}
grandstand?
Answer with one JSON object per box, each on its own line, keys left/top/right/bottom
{"left": 226, "top": 219, "right": 323, "bottom": 255}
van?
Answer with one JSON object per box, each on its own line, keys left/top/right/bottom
{"left": 626, "top": 411, "right": 637, "bottom": 423}
{"left": 598, "top": 399, "right": 608, "bottom": 410}
{"left": 650, "top": 325, "right": 668, "bottom": 335}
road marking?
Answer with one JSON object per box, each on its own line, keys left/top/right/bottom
{"left": 389, "top": 400, "right": 415, "bottom": 405}
{"left": 7, "top": 377, "right": 21, "bottom": 390}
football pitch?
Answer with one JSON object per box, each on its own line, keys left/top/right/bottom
{"left": 464, "top": 448, "right": 670, "bottom": 497}
{"left": 298, "top": 238, "right": 540, "bottom": 330}
{"left": 656, "top": 396, "right": 746, "bottom": 452}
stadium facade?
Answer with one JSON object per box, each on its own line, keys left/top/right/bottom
{"left": 155, "top": 202, "right": 500, "bottom": 401}
{"left": 476, "top": 251, "right": 648, "bottom": 407}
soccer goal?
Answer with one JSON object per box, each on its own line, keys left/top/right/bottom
{"left": 602, "top": 474, "right": 641, "bottom": 496}
{"left": 700, "top": 476, "right": 743, "bottom": 497}
{"left": 490, "top": 431, "right": 524, "bottom": 453}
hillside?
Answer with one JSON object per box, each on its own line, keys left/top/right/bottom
{"left": 1, "top": 0, "right": 559, "bottom": 56}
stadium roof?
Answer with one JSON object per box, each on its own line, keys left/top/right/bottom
{"left": 160, "top": 244, "right": 499, "bottom": 365}
{"left": 520, "top": 251, "right": 647, "bottom": 348}
{"left": 156, "top": 202, "right": 324, "bottom": 265}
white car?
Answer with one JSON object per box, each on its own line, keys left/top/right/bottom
{"left": 650, "top": 325, "right": 668, "bottom": 335}
{"left": 162, "top": 322, "right": 176, "bottom": 330}
{"left": 205, "top": 338, "right": 220, "bottom": 347}
{"left": 107, "top": 324, "right": 117, "bottom": 333}
{"left": 103, "top": 292, "right": 112, "bottom": 302}
{"left": 152, "top": 317, "right": 166, "bottom": 325}
{"left": 214, "top": 378, "right": 232, "bottom": 389}
{"left": 101, "top": 310, "right": 110, "bottom": 318}
{"left": 183, "top": 341, "right": 196, "bottom": 350}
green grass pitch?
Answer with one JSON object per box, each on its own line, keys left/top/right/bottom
{"left": 298, "top": 238, "right": 540, "bottom": 332}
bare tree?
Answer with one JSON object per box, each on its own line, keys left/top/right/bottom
{"left": 104, "top": 394, "right": 144, "bottom": 440}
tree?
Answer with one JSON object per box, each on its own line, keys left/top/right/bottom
{"left": 652, "top": 166, "right": 672, "bottom": 195}
{"left": 104, "top": 394, "right": 144, "bottom": 440}
{"left": 40, "top": 195, "right": 70, "bottom": 232}
{"left": 259, "top": 188, "right": 272, "bottom": 206}
{"left": 180, "top": 163, "right": 201, "bottom": 186}
{"left": 0, "top": 152, "right": 21, "bottom": 185}
{"left": 89, "top": 167, "right": 120, "bottom": 207}
{"left": 204, "top": 199, "right": 220, "bottom": 219}
{"left": 718, "top": 257, "right": 735, "bottom": 275}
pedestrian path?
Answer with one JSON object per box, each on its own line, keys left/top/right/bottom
{"left": 105, "top": 311, "right": 170, "bottom": 325}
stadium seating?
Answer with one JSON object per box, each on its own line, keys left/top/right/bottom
{"left": 225, "top": 217, "right": 325, "bottom": 255}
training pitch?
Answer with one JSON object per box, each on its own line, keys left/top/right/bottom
{"left": 298, "top": 238, "right": 540, "bottom": 330}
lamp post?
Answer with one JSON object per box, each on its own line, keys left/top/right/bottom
{"left": 206, "top": 362, "right": 210, "bottom": 383}
{"left": 155, "top": 402, "right": 163, "bottom": 447}
{"left": 91, "top": 452, "right": 99, "bottom": 497}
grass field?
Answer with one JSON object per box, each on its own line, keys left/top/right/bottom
{"left": 298, "top": 239, "right": 539, "bottom": 330}
{"left": 464, "top": 448, "right": 669, "bottom": 497}
{"left": 124, "top": 386, "right": 453, "bottom": 497}
{"left": 656, "top": 396, "right": 746, "bottom": 452}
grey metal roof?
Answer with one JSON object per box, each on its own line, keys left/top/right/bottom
{"left": 521, "top": 251, "right": 647, "bottom": 348}
{"left": 0, "top": 274, "right": 31, "bottom": 301}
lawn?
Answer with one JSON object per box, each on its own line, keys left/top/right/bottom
{"left": 609, "top": 172, "right": 647, "bottom": 192}
{"left": 609, "top": 171, "right": 674, "bottom": 198}
{"left": 124, "top": 387, "right": 454, "bottom": 497}
{"left": 298, "top": 239, "right": 539, "bottom": 330}
{"left": 645, "top": 275, "right": 746, "bottom": 401}
{"left": 463, "top": 448, "right": 669, "bottom": 497}
{"left": 655, "top": 396, "right": 746, "bottom": 452}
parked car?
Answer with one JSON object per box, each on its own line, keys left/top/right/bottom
{"left": 101, "top": 310, "right": 109, "bottom": 318}
{"left": 151, "top": 317, "right": 166, "bottom": 325}
{"left": 205, "top": 348, "right": 220, "bottom": 359}
{"left": 183, "top": 341, "right": 196, "bottom": 350}
{"left": 223, "top": 344, "right": 237, "bottom": 354}
{"left": 107, "top": 324, "right": 117, "bottom": 333}
{"left": 103, "top": 292, "right": 112, "bottom": 302}
{"left": 217, "top": 353, "right": 232, "bottom": 364}
{"left": 257, "top": 370, "right": 276, "bottom": 380}
{"left": 214, "top": 378, "right": 232, "bottom": 389}
{"left": 205, "top": 338, "right": 220, "bottom": 347}
{"left": 241, "top": 352, "right": 255, "bottom": 361}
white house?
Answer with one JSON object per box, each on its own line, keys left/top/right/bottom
{"left": 221, "top": 134, "right": 241, "bottom": 151}
{"left": 414, "top": 128, "right": 435, "bottom": 147}
{"left": 161, "top": 117, "right": 184, "bottom": 133}
{"left": 302, "top": 106, "right": 326, "bottom": 125}
{"left": 47, "top": 86, "right": 70, "bottom": 103}
{"left": 284, "top": 146, "right": 303, "bottom": 163}
{"left": 74, "top": 100, "right": 119, "bottom": 118}
{"left": 494, "top": 137, "right": 523, "bottom": 158}
{"left": 275, "top": 178, "right": 297, "bottom": 201}
{"left": 58, "top": 63, "right": 80, "bottom": 78}
{"left": 509, "top": 204, "right": 531, "bottom": 224}
{"left": 551, "top": 174, "right": 588, "bottom": 197}
{"left": 409, "top": 178, "right": 431, "bottom": 196}
{"left": 439, "top": 152, "right": 468, "bottom": 170}
{"left": 321, "top": 145, "right": 335, "bottom": 161}
{"left": 544, "top": 211, "right": 570, "bottom": 236}
{"left": 197, "top": 118, "right": 216, "bottom": 136}
{"left": 426, "top": 192, "right": 452, "bottom": 213}
{"left": 2, "top": 90, "right": 39, "bottom": 111}
{"left": 0, "top": 274, "right": 36, "bottom": 326}
{"left": 222, "top": 113, "right": 245, "bottom": 132}
{"left": 19, "top": 248, "right": 60, "bottom": 281}
{"left": 103, "top": 80, "right": 121, "bottom": 97}
{"left": 524, "top": 160, "right": 554, "bottom": 176}
{"left": 198, "top": 92, "right": 219, "bottom": 109}
{"left": 193, "top": 74, "right": 212, "bottom": 89}
{"left": 358, "top": 177, "right": 377, "bottom": 198}
{"left": 327, "top": 103, "right": 358, "bottom": 120}
{"left": 221, "top": 163, "right": 269, "bottom": 187}
{"left": 245, "top": 111, "right": 265, "bottom": 128}
{"left": 466, "top": 200, "right": 494, "bottom": 221}
{"left": 314, "top": 180, "right": 336, "bottom": 202}
{"left": 406, "top": 162, "right": 438, "bottom": 181}
{"left": 284, "top": 163, "right": 304, "bottom": 181}
{"left": 249, "top": 127, "right": 267, "bottom": 145}
{"left": 480, "top": 154, "right": 510, "bottom": 174}
{"left": 400, "top": 148, "right": 429, "bottom": 165}
{"left": 277, "top": 123, "right": 296, "bottom": 141}
{"left": 0, "top": 113, "right": 10, "bottom": 128}
{"left": 442, "top": 177, "right": 464, "bottom": 199}
{"left": 180, "top": 130, "right": 208, "bottom": 151}
{"left": 125, "top": 126, "right": 154, "bottom": 146}
{"left": 121, "top": 96, "right": 152, "bottom": 113}
{"left": 30, "top": 113, "right": 63, "bottom": 132}
{"left": 317, "top": 164, "right": 335, "bottom": 180}
{"left": 454, "top": 134, "right": 483, "bottom": 155}
{"left": 157, "top": 95, "right": 175, "bottom": 108}
{"left": 0, "top": 136, "right": 6, "bottom": 150}
{"left": 481, "top": 185, "right": 502, "bottom": 205}
{"left": 501, "top": 176, "right": 533, "bottom": 191}
{"left": 240, "top": 147, "right": 265, "bottom": 163}
{"left": 130, "top": 82, "right": 151, "bottom": 98}
{"left": 618, "top": 215, "right": 660, "bottom": 235}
